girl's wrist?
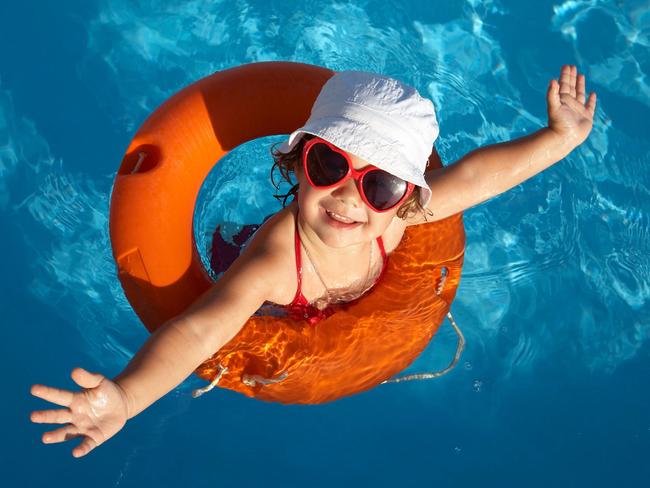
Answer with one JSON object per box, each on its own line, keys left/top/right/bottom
{"left": 542, "top": 127, "right": 579, "bottom": 160}
{"left": 114, "top": 377, "right": 137, "bottom": 420}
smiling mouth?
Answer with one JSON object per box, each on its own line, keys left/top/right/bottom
{"left": 323, "top": 209, "right": 363, "bottom": 229}
{"left": 326, "top": 210, "right": 358, "bottom": 224}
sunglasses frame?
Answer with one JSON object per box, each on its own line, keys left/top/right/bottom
{"left": 301, "top": 137, "right": 414, "bottom": 213}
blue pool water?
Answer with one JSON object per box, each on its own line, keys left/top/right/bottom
{"left": 3, "top": 0, "right": 649, "bottom": 485}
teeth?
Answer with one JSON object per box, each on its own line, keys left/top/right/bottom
{"left": 327, "top": 210, "right": 355, "bottom": 223}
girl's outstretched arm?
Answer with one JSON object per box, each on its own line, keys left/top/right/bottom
{"left": 30, "top": 241, "right": 281, "bottom": 457}
{"left": 406, "top": 65, "right": 597, "bottom": 225}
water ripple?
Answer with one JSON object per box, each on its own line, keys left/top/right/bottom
{"left": 552, "top": 0, "right": 650, "bottom": 108}
{"left": 1, "top": 84, "right": 140, "bottom": 369}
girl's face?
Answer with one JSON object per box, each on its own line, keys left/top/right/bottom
{"left": 294, "top": 148, "right": 400, "bottom": 249}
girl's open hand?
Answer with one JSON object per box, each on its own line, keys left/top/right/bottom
{"left": 30, "top": 367, "right": 129, "bottom": 458}
{"left": 547, "top": 65, "right": 597, "bottom": 147}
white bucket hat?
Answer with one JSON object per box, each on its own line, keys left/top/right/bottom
{"left": 278, "top": 70, "right": 439, "bottom": 207}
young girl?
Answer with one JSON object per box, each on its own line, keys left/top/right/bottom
{"left": 30, "top": 65, "right": 596, "bottom": 458}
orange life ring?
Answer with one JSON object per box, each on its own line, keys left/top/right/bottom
{"left": 109, "top": 61, "right": 465, "bottom": 404}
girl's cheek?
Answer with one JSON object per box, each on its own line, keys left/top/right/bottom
{"left": 370, "top": 211, "right": 398, "bottom": 235}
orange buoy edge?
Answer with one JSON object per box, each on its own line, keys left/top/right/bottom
{"left": 109, "top": 61, "right": 465, "bottom": 405}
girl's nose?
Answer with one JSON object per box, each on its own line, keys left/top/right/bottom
{"left": 331, "top": 177, "right": 363, "bottom": 207}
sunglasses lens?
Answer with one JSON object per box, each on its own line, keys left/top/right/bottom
{"left": 362, "top": 170, "right": 408, "bottom": 210}
{"left": 306, "top": 143, "right": 349, "bottom": 186}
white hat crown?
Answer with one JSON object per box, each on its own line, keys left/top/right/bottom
{"left": 279, "top": 70, "right": 439, "bottom": 207}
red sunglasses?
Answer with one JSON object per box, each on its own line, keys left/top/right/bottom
{"left": 301, "top": 137, "right": 414, "bottom": 213}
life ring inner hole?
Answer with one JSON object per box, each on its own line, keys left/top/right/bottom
{"left": 193, "top": 136, "right": 296, "bottom": 280}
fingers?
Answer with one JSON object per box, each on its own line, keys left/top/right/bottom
{"left": 73, "top": 436, "right": 98, "bottom": 458}
{"left": 570, "top": 65, "right": 577, "bottom": 98}
{"left": 577, "top": 73, "right": 586, "bottom": 105}
{"left": 31, "top": 384, "right": 74, "bottom": 407}
{"left": 30, "top": 408, "right": 72, "bottom": 425}
{"left": 41, "top": 424, "right": 80, "bottom": 444}
{"left": 547, "top": 79, "right": 561, "bottom": 112}
{"left": 31, "top": 368, "right": 104, "bottom": 405}
{"left": 559, "top": 65, "right": 572, "bottom": 95}
{"left": 40, "top": 425, "right": 99, "bottom": 458}
{"left": 41, "top": 426, "right": 100, "bottom": 458}
{"left": 586, "top": 92, "right": 597, "bottom": 116}
{"left": 556, "top": 64, "right": 597, "bottom": 114}
{"left": 71, "top": 367, "right": 105, "bottom": 389}
{"left": 559, "top": 65, "right": 579, "bottom": 98}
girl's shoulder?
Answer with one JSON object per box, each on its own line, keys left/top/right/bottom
{"left": 238, "top": 206, "right": 297, "bottom": 305}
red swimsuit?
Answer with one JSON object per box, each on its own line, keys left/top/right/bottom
{"left": 210, "top": 212, "right": 389, "bottom": 325}
{"left": 285, "top": 212, "right": 389, "bottom": 325}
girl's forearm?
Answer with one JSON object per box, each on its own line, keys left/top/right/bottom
{"left": 457, "top": 128, "right": 577, "bottom": 204}
{"left": 111, "top": 251, "right": 275, "bottom": 419}
{"left": 113, "top": 318, "right": 216, "bottom": 419}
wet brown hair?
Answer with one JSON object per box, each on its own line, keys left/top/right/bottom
{"left": 269, "top": 134, "right": 432, "bottom": 221}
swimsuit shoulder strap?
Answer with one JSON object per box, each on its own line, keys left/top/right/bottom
{"left": 377, "top": 236, "right": 388, "bottom": 266}
{"left": 290, "top": 209, "right": 306, "bottom": 305}
{"left": 375, "top": 236, "right": 389, "bottom": 283}
{"left": 294, "top": 212, "right": 302, "bottom": 290}
{"left": 291, "top": 211, "right": 387, "bottom": 306}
